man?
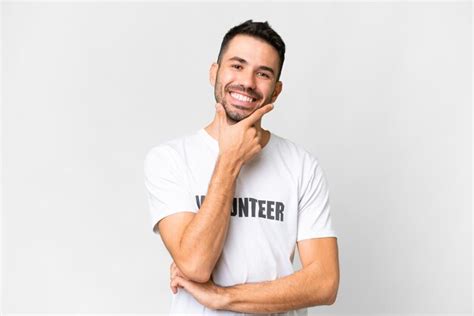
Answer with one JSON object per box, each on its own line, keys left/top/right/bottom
{"left": 144, "top": 20, "right": 340, "bottom": 315}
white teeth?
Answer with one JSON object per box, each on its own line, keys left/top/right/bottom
{"left": 230, "top": 92, "right": 254, "bottom": 103}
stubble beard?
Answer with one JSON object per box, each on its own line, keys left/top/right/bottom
{"left": 214, "top": 80, "right": 245, "bottom": 123}
{"left": 213, "top": 73, "right": 272, "bottom": 123}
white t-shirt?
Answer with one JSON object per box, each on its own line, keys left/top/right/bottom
{"left": 144, "top": 128, "right": 338, "bottom": 315}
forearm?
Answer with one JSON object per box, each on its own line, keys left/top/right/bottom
{"left": 220, "top": 261, "right": 335, "bottom": 314}
{"left": 180, "top": 153, "right": 242, "bottom": 278}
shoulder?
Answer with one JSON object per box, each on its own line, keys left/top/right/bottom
{"left": 144, "top": 129, "right": 198, "bottom": 168}
{"left": 270, "top": 131, "right": 321, "bottom": 166}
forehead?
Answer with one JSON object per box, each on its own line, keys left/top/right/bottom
{"left": 222, "top": 34, "right": 279, "bottom": 67}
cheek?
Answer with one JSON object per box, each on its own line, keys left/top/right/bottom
{"left": 219, "top": 71, "right": 242, "bottom": 86}
{"left": 218, "top": 71, "right": 232, "bottom": 82}
{"left": 262, "top": 86, "right": 274, "bottom": 98}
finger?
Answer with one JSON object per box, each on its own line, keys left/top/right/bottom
{"left": 170, "top": 284, "right": 179, "bottom": 294}
{"left": 170, "top": 281, "right": 177, "bottom": 294}
{"left": 240, "top": 103, "right": 274, "bottom": 127}
{"left": 170, "top": 277, "right": 180, "bottom": 289}
{"left": 171, "top": 276, "right": 186, "bottom": 290}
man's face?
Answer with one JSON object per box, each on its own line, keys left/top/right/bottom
{"left": 210, "top": 34, "right": 283, "bottom": 123}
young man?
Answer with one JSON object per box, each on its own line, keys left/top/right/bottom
{"left": 144, "top": 20, "right": 340, "bottom": 315}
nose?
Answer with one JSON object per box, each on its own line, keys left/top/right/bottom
{"left": 238, "top": 69, "right": 257, "bottom": 91}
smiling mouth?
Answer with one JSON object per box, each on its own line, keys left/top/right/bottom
{"left": 228, "top": 91, "right": 259, "bottom": 108}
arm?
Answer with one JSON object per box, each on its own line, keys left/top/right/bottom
{"left": 220, "top": 237, "right": 339, "bottom": 313}
{"left": 158, "top": 103, "right": 274, "bottom": 283}
{"left": 160, "top": 153, "right": 242, "bottom": 283}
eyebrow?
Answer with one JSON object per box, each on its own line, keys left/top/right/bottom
{"left": 227, "top": 56, "right": 275, "bottom": 76}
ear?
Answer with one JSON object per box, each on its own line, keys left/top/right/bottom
{"left": 209, "top": 63, "right": 218, "bottom": 87}
{"left": 270, "top": 81, "right": 283, "bottom": 103}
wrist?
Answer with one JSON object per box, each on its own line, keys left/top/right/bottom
{"left": 216, "top": 286, "right": 234, "bottom": 310}
{"left": 217, "top": 153, "right": 243, "bottom": 177}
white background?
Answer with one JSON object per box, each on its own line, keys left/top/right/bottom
{"left": 1, "top": 1, "right": 472, "bottom": 315}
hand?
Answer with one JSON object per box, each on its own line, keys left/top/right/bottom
{"left": 170, "top": 261, "right": 189, "bottom": 294}
{"left": 215, "top": 102, "right": 274, "bottom": 165}
{"left": 170, "top": 274, "right": 228, "bottom": 310}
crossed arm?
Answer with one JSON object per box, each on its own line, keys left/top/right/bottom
{"left": 156, "top": 153, "right": 340, "bottom": 312}
{"left": 222, "top": 236, "right": 339, "bottom": 313}
{"left": 170, "top": 236, "right": 340, "bottom": 314}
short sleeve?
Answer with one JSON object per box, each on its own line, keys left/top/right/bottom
{"left": 297, "top": 156, "right": 338, "bottom": 241}
{"left": 143, "top": 145, "right": 198, "bottom": 235}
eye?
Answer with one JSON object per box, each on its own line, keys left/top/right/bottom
{"left": 231, "top": 64, "right": 243, "bottom": 70}
{"left": 257, "top": 72, "right": 270, "bottom": 78}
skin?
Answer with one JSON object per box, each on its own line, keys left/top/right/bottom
{"left": 204, "top": 34, "right": 283, "bottom": 142}
{"left": 170, "top": 237, "right": 339, "bottom": 313}
{"left": 156, "top": 34, "right": 279, "bottom": 284}
{"left": 168, "top": 34, "right": 340, "bottom": 313}
{"left": 158, "top": 103, "right": 274, "bottom": 283}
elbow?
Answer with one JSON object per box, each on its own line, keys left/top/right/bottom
{"left": 179, "top": 261, "right": 212, "bottom": 283}
{"left": 187, "top": 269, "right": 211, "bottom": 283}
{"left": 325, "top": 279, "right": 339, "bottom": 305}
{"left": 326, "top": 292, "right": 337, "bottom": 305}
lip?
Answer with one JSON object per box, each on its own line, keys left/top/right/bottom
{"left": 228, "top": 91, "right": 258, "bottom": 108}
